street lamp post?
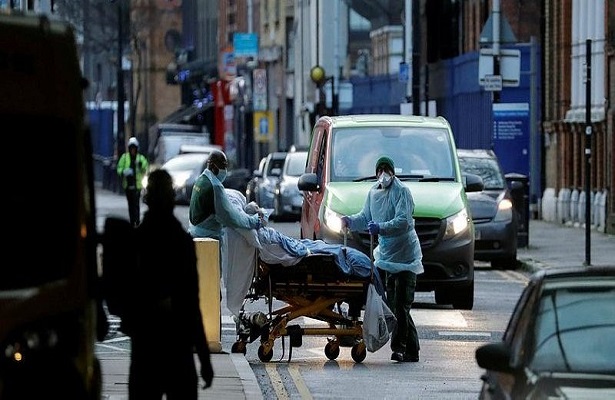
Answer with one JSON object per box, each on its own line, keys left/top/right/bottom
{"left": 310, "top": 65, "right": 338, "bottom": 117}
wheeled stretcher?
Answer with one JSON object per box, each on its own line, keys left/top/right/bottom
{"left": 230, "top": 252, "right": 373, "bottom": 363}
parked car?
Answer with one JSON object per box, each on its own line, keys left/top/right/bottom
{"left": 298, "top": 114, "right": 483, "bottom": 309}
{"left": 475, "top": 266, "right": 615, "bottom": 400}
{"left": 273, "top": 150, "right": 308, "bottom": 221}
{"left": 246, "top": 151, "right": 287, "bottom": 210}
{"left": 457, "top": 149, "right": 518, "bottom": 269}
{"left": 246, "top": 157, "right": 266, "bottom": 203}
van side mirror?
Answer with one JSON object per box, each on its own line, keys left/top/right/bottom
{"left": 475, "top": 342, "right": 516, "bottom": 373}
{"left": 463, "top": 173, "right": 484, "bottom": 193}
{"left": 298, "top": 172, "right": 319, "bottom": 192}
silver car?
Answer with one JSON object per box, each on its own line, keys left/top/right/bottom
{"left": 273, "top": 151, "right": 308, "bottom": 221}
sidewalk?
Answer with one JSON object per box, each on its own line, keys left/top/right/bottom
{"left": 517, "top": 219, "right": 615, "bottom": 272}
{"left": 95, "top": 187, "right": 614, "bottom": 399}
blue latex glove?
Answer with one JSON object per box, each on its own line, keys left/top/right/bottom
{"left": 341, "top": 216, "right": 351, "bottom": 229}
{"left": 367, "top": 221, "right": 380, "bottom": 235}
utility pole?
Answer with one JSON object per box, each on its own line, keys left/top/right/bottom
{"left": 584, "top": 39, "right": 592, "bottom": 266}
{"left": 492, "top": 0, "right": 501, "bottom": 103}
{"left": 411, "top": 0, "right": 420, "bottom": 115}
{"left": 115, "top": 0, "right": 126, "bottom": 157}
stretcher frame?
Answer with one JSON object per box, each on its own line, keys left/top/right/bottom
{"left": 231, "top": 251, "right": 371, "bottom": 363}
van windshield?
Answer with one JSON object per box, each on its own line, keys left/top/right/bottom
{"left": 1, "top": 117, "right": 80, "bottom": 289}
{"left": 330, "top": 126, "right": 456, "bottom": 182}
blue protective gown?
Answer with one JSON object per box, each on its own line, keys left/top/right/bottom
{"left": 346, "top": 177, "right": 424, "bottom": 275}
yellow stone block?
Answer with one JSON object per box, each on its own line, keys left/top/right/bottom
{"left": 193, "top": 238, "right": 222, "bottom": 353}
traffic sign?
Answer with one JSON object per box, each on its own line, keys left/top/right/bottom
{"left": 483, "top": 74, "right": 503, "bottom": 91}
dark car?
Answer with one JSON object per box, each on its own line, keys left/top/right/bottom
{"left": 458, "top": 149, "right": 518, "bottom": 269}
{"left": 475, "top": 266, "right": 615, "bottom": 400}
{"left": 273, "top": 150, "right": 308, "bottom": 221}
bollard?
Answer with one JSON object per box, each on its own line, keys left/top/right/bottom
{"left": 193, "top": 238, "right": 222, "bottom": 353}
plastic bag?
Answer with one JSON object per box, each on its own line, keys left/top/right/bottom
{"left": 362, "top": 283, "right": 396, "bottom": 352}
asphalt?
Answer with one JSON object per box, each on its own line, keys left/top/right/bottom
{"left": 95, "top": 187, "right": 614, "bottom": 400}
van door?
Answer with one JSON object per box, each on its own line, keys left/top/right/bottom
{"left": 300, "top": 124, "right": 327, "bottom": 239}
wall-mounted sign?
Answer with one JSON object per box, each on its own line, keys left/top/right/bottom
{"left": 252, "top": 68, "right": 267, "bottom": 112}
{"left": 233, "top": 33, "right": 259, "bottom": 57}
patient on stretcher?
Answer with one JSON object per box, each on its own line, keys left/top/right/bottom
{"left": 223, "top": 189, "right": 384, "bottom": 316}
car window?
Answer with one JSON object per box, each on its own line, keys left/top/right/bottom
{"left": 286, "top": 153, "right": 307, "bottom": 176}
{"left": 268, "top": 159, "right": 285, "bottom": 175}
{"left": 459, "top": 156, "right": 505, "bottom": 190}
{"left": 330, "top": 127, "right": 455, "bottom": 182}
{"left": 529, "top": 285, "right": 615, "bottom": 373}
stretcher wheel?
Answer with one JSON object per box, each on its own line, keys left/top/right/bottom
{"left": 258, "top": 344, "right": 274, "bottom": 362}
{"left": 231, "top": 341, "right": 247, "bottom": 355}
{"left": 351, "top": 343, "right": 367, "bottom": 363}
{"left": 324, "top": 342, "right": 340, "bottom": 360}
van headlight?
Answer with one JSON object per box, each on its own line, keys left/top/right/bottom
{"left": 323, "top": 207, "right": 344, "bottom": 234}
{"left": 443, "top": 208, "right": 470, "bottom": 240}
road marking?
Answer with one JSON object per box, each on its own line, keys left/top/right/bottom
{"left": 265, "top": 363, "right": 289, "bottom": 399}
{"left": 495, "top": 270, "right": 528, "bottom": 283}
{"left": 438, "top": 331, "right": 491, "bottom": 338}
{"left": 413, "top": 309, "right": 467, "bottom": 327}
{"left": 288, "top": 364, "right": 313, "bottom": 399}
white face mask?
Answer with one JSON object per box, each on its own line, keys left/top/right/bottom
{"left": 378, "top": 171, "right": 393, "bottom": 188}
{"left": 216, "top": 169, "right": 227, "bottom": 183}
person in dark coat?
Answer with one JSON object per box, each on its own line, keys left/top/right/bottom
{"left": 126, "top": 168, "right": 214, "bottom": 399}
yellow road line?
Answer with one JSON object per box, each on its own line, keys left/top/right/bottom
{"left": 289, "top": 364, "right": 313, "bottom": 400}
{"left": 494, "top": 270, "right": 527, "bottom": 283}
{"left": 265, "top": 363, "right": 289, "bottom": 400}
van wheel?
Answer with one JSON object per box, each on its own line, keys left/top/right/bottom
{"left": 452, "top": 282, "right": 474, "bottom": 310}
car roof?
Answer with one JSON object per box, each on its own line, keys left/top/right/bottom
{"left": 286, "top": 150, "right": 307, "bottom": 159}
{"left": 530, "top": 265, "right": 615, "bottom": 283}
{"left": 163, "top": 152, "right": 209, "bottom": 165}
{"left": 179, "top": 144, "right": 222, "bottom": 154}
{"left": 320, "top": 114, "right": 452, "bottom": 130}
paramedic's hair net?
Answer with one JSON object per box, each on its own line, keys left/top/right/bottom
{"left": 375, "top": 156, "right": 395, "bottom": 173}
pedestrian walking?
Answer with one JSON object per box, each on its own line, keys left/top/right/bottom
{"left": 117, "top": 136, "right": 148, "bottom": 227}
{"left": 125, "top": 169, "right": 214, "bottom": 399}
{"left": 341, "top": 156, "right": 423, "bottom": 362}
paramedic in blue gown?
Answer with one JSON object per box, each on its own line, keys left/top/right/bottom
{"left": 341, "top": 156, "right": 423, "bottom": 363}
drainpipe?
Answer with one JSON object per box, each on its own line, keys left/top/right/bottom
{"left": 493, "top": 0, "right": 501, "bottom": 103}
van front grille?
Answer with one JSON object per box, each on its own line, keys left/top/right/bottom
{"left": 355, "top": 217, "right": 443, "bottom": 251}
{"left": 414, "top": 217, "right": 443, "bottom": 249}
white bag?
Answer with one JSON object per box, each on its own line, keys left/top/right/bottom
{"left": 362, "top": 283, "right": 397, "bottom": 352}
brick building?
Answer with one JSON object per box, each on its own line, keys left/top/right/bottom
{"left": 541, "top": 0, "right": 614, "bottom": 234}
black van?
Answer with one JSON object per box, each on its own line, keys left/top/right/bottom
{"left": 0, "top": 14, "right": 102, "bottom": 399}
